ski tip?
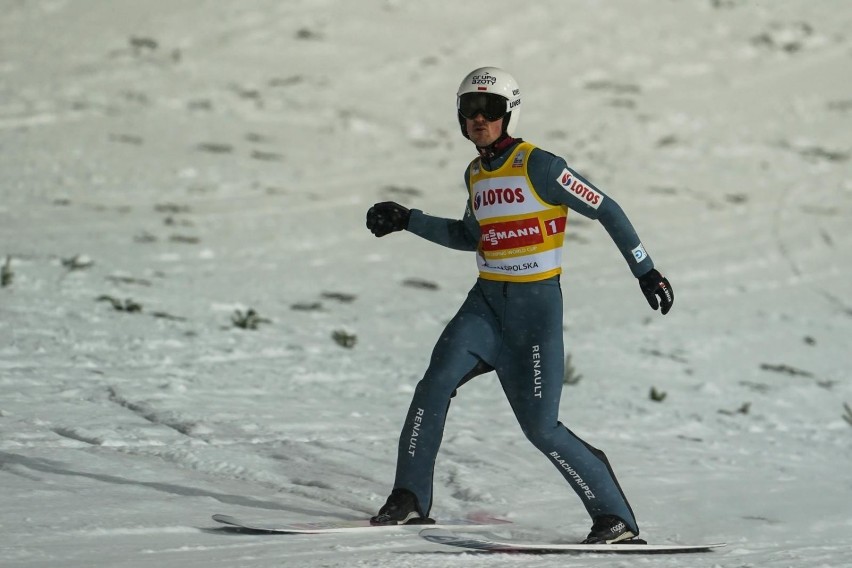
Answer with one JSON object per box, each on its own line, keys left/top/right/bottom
{"left": 212, "top": 514, "right": 238, "bottom": 525}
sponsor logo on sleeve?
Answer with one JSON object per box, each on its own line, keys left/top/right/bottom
{"left": 631, "top": 243, "right": 648, "bottom": 263}
{"left": 557, "top": 168, "right": 603, "bottom": 210}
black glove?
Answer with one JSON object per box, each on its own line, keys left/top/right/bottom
{"left": 638, "top": 268, "right": 674, "bottom": 315}
{"left": 366, "top": 201, "right": 411, "bottom": 237}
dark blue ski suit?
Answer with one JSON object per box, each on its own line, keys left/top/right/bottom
{"left": 390, "top": 139, "right": 653, "bottom": 534}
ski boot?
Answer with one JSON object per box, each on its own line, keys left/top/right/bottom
{"left": 582, "top": 515, "right": 646, "bottom": 544}
{"left": 370, "top": 488, "right": 434, "bottom": 525}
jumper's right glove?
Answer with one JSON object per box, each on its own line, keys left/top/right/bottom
{"left": 638, "top": 268, "right": 674, "bottom": 315}
{"left": 366, "top": 201, "right": 411, "bottom": 237}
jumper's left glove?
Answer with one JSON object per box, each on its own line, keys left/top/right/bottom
{"left": 638, "top": 268, "right": 673, "bottom": 315}
{"left": 366, "top": 201, "right": 411, "bottom": 237}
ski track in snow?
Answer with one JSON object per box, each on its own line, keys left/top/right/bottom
{"left": 1, "top": 1, "right": 851, "bottom": 567}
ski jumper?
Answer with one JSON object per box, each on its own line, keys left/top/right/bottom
{"left": 394, "top": 140, "right": 652, "bottom": 533}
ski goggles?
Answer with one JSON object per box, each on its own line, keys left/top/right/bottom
{"left": 458, "top": 92, "right": 509, "bottom": 121}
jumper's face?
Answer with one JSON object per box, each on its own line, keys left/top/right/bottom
{"left": 458, "top": 91, "right": 508, "bottom": 147}
{"left": 465, "top": 115, "right": 504, "bottom": 147}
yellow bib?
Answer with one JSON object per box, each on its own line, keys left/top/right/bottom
{"left": 468, "top": 142, "right": 568, "bottom": 282}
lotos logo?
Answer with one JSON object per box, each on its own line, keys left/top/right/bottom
{"left": 474, "top": 187, "right": 525, "bottom": 210}
{"left": 557, "top": 169, "right": 603, "bottom": 210}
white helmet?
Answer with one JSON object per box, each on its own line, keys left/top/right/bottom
{"left": 456, "top": 67, "right": 521, "bottom": 138}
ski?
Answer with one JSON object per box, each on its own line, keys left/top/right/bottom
{"left": 212, "top": 513, "right": 510, "bottom": 534}
{"left": 419, "top": 528, "right": 726, "bottom": 554}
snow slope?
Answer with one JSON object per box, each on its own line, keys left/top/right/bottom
{"left": 1, "top": 1, "right": 851, "bottom": 566}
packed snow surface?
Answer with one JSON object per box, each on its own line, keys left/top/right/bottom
{"left": 1, "top": 1, "right": 851, "bottom": 566}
